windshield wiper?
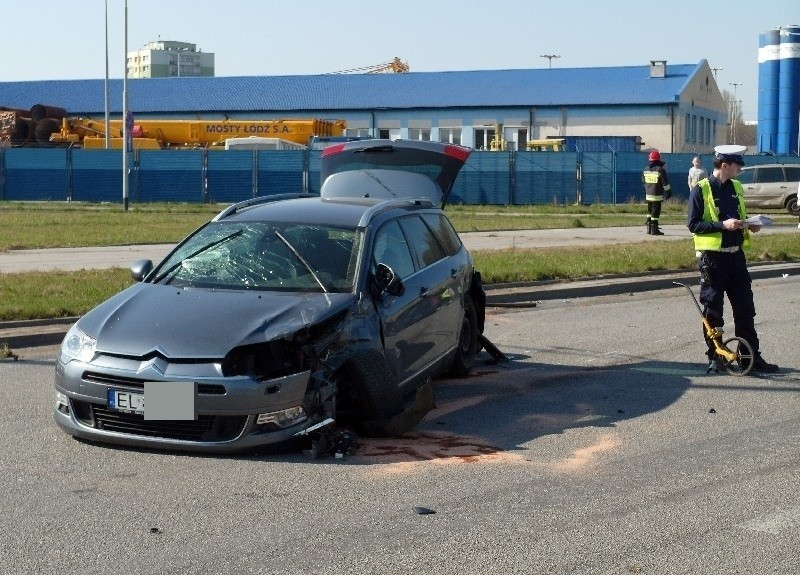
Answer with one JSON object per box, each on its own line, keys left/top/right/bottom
{"left": 275, "top": 231, "right": 329, "bottom": 293}
{"left": 152, "top": 230, "right": 243, "bottom": 284}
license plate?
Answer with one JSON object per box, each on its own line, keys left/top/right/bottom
{"left": 107, "top": 389, "right": 144, "bottom": 415}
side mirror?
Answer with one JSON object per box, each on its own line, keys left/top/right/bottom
{"left": 374, "top": 263, "right": 405, "bottom": 296}
{"left": 130, "top": 259, "right": 153, "bottom": 282}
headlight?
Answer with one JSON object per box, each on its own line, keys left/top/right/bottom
{"left": 60, "top": 324, "right": 97, "bottom": 363}
{"left": 256, "top": 406, "right": 307, "bottom": 428}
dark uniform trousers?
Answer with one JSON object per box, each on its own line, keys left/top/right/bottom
{"left": 698, "top": 249, "right": 759, "bottom": 356}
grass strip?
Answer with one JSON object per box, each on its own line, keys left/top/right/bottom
{"left": 7, "top": 200, "right": 797, "bottom": 251}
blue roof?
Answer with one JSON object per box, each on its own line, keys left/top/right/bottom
{"left": 0, "top": 63, "right": 701, "bottom": 116}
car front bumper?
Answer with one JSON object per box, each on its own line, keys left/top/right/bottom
{"left": 53, "top": 355, "right": 317, "bottom": 453}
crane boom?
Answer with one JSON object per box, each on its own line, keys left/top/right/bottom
{"left": 329, "top": 57, "right": 409, "bottom": 74}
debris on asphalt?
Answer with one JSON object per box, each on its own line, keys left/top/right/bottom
{"left": 303, "top": 427, "right": 357, "bottom": 459}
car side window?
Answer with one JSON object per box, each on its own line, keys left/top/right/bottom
{"left": 759, "top": 167, "right": 784, "bottom": 184}
{"left": 421, "top": 213, "right": 462, "bottom": 256}
{"left": 372, "top": 220, "right": 416, "bottom": 280}
{"left": 399, "top": 215, "right": 446, "bottom": 268}
{"left": 784, "top": 167, "right": 800, "bottom": 182}
{"left": 737, "top": 169, "right": 755, "bottom": 185}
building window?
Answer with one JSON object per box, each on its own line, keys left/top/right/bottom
{"left": 691, "top": 115, "right": 697, "bottom": 143}
{"left": 378, "top": 128, "right": 400, "bottom": 139}
{"left": 408, "top": 128, "right": 431, "bottom": 141}
{"left": 685, "top": 114, "right": 690, "bottom": 142}
{"left": 706, "top": 118, "right": 711, "bottom": 144}
{"left": 473, "top": 128, "right": 496, "bottom": 150}
{"left": 345, "top": 128, "right": 371, "bottom": 138}
{"left": 438, "top": 128, "right": 461, "bottom": 146}
{"left": 510, "top": 128, "right": 529, "bottom": 151}
{"left": 699, "top": 117, "right": 704, "bottom": 145}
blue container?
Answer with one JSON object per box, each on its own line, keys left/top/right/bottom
{"left": 777, "top": 25, "right": 800, "bottom": 154}
{"left": 757, "top": 29, "right": 781, "bottom": 153}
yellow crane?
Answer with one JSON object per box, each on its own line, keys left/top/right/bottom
{"left": 44, "top": 117, "right": 346, "bottom": 149}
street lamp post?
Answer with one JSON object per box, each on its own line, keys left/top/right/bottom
{"left": 711, "top": 66, "right": 723, "bottom": 80}
{"left": 122, "top": 0, "right": 129, "bottom": 212}
{"left": 729, "top": 82, "right": 741, "bottom": 144}
{"left": 540, "top": 54, "right": 560, "bottom": 69}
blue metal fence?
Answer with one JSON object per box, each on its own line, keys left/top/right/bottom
{"left": 1, "top": 147, "right": 799, "bottom": 205}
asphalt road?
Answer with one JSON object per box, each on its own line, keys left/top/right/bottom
{"left": 1, "top": 277, "right": 798, "bottom": 574}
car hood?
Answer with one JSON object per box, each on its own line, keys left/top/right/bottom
{"left": 77, "top": 283, "right": 356, "bottom": 359}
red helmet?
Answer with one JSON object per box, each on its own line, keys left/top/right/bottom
{"left": 648, "top": 150, "right": 661, "bottom": 163}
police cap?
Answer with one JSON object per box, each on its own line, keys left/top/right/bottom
{"left": 714, "top": 144, "right": 747, "bottom": 166}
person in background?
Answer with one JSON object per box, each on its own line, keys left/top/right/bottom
{"left": 686, "top": 144, "right": 779, "bottom": 374}
{"left": 642, "top": 150, "right": 671, "bottom": 235}
{"left": 687, "top": 156, "right": 707, "bottom": 190}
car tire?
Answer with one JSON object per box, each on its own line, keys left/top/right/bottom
{"left": 786, "top": 195, "right": 799, "bottom": 215}
{"left": 336, "top": 350, "right": 404, "bottom": 436}
{"left": 448, "top": 294, "right": 478, "bottom": 377}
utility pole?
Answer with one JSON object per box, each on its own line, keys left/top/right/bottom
{"left": 540, "top": 54, "right": 560, "bottom": 69}
{"left": 711, "top": 66, "right": 723, "bottom": 80}
{"left": 104, "top": 0, "right": 110, "bottom": 149}
{"left": 729, "top": 82, "right": 741, "bottom": 144}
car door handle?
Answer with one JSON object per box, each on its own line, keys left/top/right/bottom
{"left": 419, "top": 286, "right": 431, "bottom": 298}
{"left": 451, "top": 268, "right": 459, "bottom": 278}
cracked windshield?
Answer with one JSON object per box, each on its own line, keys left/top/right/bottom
{"left": 153, "top": 222, "right": 360, "bottom": 292}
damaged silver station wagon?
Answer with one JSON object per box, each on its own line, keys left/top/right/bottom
{"left": 54, "top": 140, "right": 485, "bottom": 453}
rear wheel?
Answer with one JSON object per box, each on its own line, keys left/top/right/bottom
{"left": 449, "top": 295, "right": 478, "bottom": 377}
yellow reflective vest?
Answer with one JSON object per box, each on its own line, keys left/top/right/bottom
{"left": 693, "top": 178, "right": 751, "bottom": 251}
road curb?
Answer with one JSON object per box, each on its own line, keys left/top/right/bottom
{"left": 484, "top": 261, "right": 800, "bottom": 306}
{"left": 0, "top": 317, "right": 77, "bottom": 351}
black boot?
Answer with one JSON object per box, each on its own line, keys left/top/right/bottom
{"left": 750, "top": 355, "right": 779, "bottom": 373}
{"left": 646, "top": 217, "right": 652, "bottom": 234}
{"left": 650, "top": 221, "right": 664, "bottom": 236}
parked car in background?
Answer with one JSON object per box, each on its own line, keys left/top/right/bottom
{"left": 53, "top": 140, "right": 483, "bottom": 454}
{"left": 737, "top": 164, "right": 800, "bottom": 215}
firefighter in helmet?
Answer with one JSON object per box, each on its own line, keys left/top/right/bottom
{"left": 642, "top": 150, "right": 672, "bottom": 235}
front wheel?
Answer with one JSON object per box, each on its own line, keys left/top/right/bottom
{"left": 335, "top": 350, "right": 404, "bottom": 437}
{"left": 785, "top": 195, "right": 799, "bottom": 216}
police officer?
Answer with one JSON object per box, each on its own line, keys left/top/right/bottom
{"left": 642, "top": 150, "right": 671, "bottom": 235}
{"left": 686, "top": 145, "right": 779, "bottom": 373}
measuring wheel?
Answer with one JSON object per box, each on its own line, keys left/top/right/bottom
{"left": 718, "top": 336, "right": 754, "bottom": 376}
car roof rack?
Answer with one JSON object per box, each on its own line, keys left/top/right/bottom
{"left": 213, "top": 193, "right": 318, "bottom": 221}
{"left": 356, "top": 198, "right": 434, "bottom": 228}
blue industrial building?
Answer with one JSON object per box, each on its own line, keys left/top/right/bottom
{"left": 9, "top": 59, "right": 794, "bottom": 207}
{"left": 2, "top": 60, "right": 726, "bottom": 154}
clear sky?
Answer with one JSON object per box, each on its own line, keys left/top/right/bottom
{"left": 1, "top": 0, "right": 798, "bottom": 122}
